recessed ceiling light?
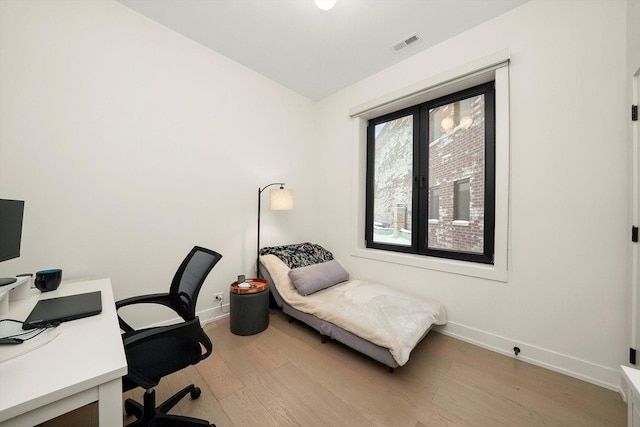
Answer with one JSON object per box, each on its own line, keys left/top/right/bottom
{"left": 314, "top": 0, "right": 336, "bottom": 11}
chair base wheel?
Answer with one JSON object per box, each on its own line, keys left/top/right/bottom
{"left": 191, "top": 386, "right": 201, "bottom": 399}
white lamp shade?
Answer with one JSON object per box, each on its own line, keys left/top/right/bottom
{"left": 440, "top": 116, "right": 455, "bottom": 131}
{"left": 269, "top": 188, "right": 294, "bottom": 210}
{"left": 460, "top": 116, "right": 473, "bottom": 130}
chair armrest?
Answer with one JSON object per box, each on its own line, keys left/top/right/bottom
{"left": 115, "top": 293, "right": 173, "bottom": 333}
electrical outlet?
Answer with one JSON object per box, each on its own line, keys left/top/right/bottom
{"left": 214, "top": 293, "right": 223, "bottom": 302}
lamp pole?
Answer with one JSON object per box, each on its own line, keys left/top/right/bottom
{"left": 257, "top": 183, "right": 285, "bottom": 277}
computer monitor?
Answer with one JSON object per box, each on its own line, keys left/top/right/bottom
{"left": 0, "top": 199, "right": 25, "bottom": 286}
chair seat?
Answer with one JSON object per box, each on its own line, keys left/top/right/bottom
{"left": 122, "top": 330, "right": 203, "bottom": 392}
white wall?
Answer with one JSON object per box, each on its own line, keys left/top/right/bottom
{"left": 315, "top": 0, "right": 630, "bottom": 390}
{"left": 0, "top": 0, "right": 317, "bottom": 327}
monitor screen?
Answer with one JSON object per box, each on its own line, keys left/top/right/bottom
{"left": 0, "top": 199, "right": 25, "bottom": 263}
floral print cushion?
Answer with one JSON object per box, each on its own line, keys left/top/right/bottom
{"left": 259, "top": 242, "right": 334, "bottom": 269}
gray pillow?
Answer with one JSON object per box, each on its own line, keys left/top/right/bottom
{"left": 288, "top": 260, "right": 349, "bottom": 296}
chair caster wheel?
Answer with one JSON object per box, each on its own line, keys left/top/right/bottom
{"left": 191, "top": 386, "right": 201, "bottom": 399}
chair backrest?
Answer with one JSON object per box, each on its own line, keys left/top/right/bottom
{"left": 169, "top": 246, "right": 222, "bottom": 320}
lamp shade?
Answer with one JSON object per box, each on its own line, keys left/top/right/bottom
{"left": 269, "top": 188, "right": 294, "bottom": 210}
{"left": 440, "top": 116, "right": 455, "bottom": 132}
{"left": 460, "top": 116, "right": 473, "bottom": 130}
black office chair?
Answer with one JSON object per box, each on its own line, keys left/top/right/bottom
{"left": 116, "top": 246, "right": 223, "bottom": 427}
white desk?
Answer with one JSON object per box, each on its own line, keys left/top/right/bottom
{"left": 0, "top": 279, "right": 127, "bottom": 426}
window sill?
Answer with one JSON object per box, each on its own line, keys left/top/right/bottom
{"left": 351, "top": 246, "right": 508, "bottom": 282}
{"left": 452, "top": 220, "right": 470, "bottom": 227}
{"left": 428, "top": 219, "right": 439, "bottom": 224}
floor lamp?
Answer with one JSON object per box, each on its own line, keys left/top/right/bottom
{"left": 257, "top": 183, "right": 294, "bottom": 277}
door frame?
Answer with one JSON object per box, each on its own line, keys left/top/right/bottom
{"left": 632, "top": 67, "right": 640, "bottom": 356}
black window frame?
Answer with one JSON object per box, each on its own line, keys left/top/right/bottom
{"left": 365, "top": 81, "right": 495, "bottom": 264}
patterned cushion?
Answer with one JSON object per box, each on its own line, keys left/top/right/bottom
{"left": 259, "top": 242, "right": 334, "bottom": 269}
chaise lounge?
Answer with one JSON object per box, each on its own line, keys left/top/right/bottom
{"left": 259, "top": 242, "right": 447, "bottom": 371}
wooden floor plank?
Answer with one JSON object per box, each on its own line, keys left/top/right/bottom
{"left": 272, "top": 361, "right": 374, "bottom": 427}
{"left": 446, "top": 359, "right": 624, "bottom": 427}
{"left": 240, "top": 368, "right": 330, "bottom": 427}
{"left": 195, "top": 351, "right": 244, "bottom": 400}
{"left": 285, "top": 339, "right": 424, "bottom": 426}
{"left": 164, "top": 365, "right": 233, "bottom": 427}
{"left": 218, "top": 386, "right": 281, "bottom": 426}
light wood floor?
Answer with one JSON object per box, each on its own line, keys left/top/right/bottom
{"left": 40, "top": 311, "right": 626, "bottom": 426}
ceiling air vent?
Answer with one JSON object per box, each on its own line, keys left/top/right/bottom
{"left": 392, "top": 33, "right": 420, "bottom": 53}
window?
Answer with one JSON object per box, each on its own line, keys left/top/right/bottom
{"left": 454, "top": 179, "right": 470, "bottom": 221}
{"left": 428, "top": 187, "right": 440, "bottom": 221}
{"left": 366, "top": 82, "right": 495, "bottom": 264}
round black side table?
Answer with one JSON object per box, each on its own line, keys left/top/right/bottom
{"left": 229, "top": 278, "right": 269, "bottom": 336}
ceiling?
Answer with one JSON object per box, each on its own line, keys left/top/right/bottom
{"left": 117, "top": 0, "right": 528, "bottom": 101}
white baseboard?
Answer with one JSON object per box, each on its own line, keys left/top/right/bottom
{"left": 199, "top": 303, "right": 230, "bottom": 325}
{"left": 143, "top": 303, "right": 230, "bottom": 329}
{"left": 435, "top": 321, "right": 622, "bottom": 393}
